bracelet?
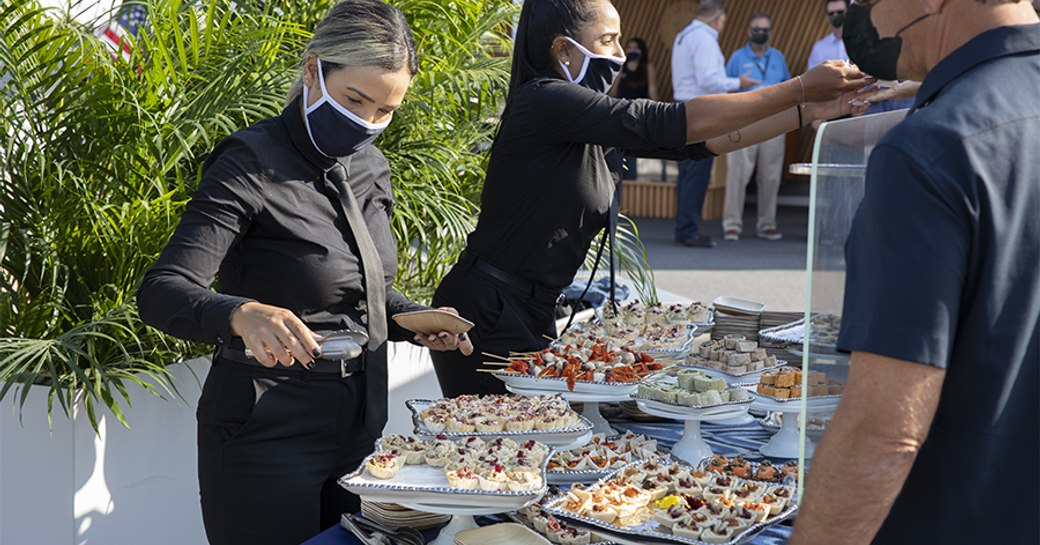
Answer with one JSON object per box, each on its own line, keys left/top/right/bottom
{"left": 797, "top": 103, "right": 804, "bottom": 129}
{"left": 796, "top": 75, "right": 806, "bottom": 105}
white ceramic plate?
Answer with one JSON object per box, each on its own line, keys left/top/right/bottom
{"left": 712, "top": 296, "right": 766, "bottom": 316}
{"left": 746, "top": 389, "right": 842, "bottom": 413}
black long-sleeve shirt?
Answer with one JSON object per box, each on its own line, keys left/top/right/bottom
{"left": 464, "top": 77, "right": 708, "bottom": 290}
{"left": 137, "top": 97, "right": 422, "bottom": 347}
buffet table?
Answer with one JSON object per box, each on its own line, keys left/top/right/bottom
{"left": 302, "top": 418, "right": 794, "bottom": 545}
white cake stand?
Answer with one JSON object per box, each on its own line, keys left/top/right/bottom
{"left": 397, "top": 502, "right": 509, "bottom": 545}
{"left": 506, "top": 384, "right": 631, "bottom": 436}
{"left": 749, "top": 394, "right": 841, "bottom": 459}
{"left": 634, "top": 399, "right": 751, "bottom": 465}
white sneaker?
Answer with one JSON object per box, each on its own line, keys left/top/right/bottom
{"left": 757, "top": 229, "right": 783, "bottom": 241}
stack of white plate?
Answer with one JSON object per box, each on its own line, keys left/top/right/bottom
{"left": 359, "top": 500, "right": 450, "bottom": 530}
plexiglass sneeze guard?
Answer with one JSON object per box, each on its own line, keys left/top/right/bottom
{"left": 792, "top": 109, "right": 908, "bottom": 498}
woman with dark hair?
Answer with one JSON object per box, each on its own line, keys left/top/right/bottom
{"left": 137, "top": 1, "right": 472, "bottom": 544}
{"left": 430, "top": 0, "right": 872, "bottom": 397}
{"left": 611, "top": 37, "right": 658, "bottom": 101}
{"left": 610, "top": 36, "right": 658, "bottom": 179}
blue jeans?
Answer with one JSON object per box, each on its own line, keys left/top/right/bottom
{"left": 675, "top": 156, "right": 714, "bottom": 240}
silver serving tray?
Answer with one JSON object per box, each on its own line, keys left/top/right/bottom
{"left": 758, "top": 317, "right": 840, "bottom": 352}
{"left": 406, "top": 399, "right": 594, "bottom": 445}
{"left": 640, "top": 325, "right": 699, "bottom": 359}
{"left": 338, "top": 438, "right": 550, "bottom": 509}
{"left": 546, "top": 435, "right": 677, "bottom": 484}
{"left": 492, "top": 371, "right": 642, "bottom": 396}
{"left": 677, "top": 359, "right": 789, "bottom": 380}
{"left": 629, "top": 393, "right": 753, "bottom": 413}
{"left": 541, "top": 460, "right": 798, "bottom": 545}
{"left": 507, "top": 512, "right": 621, "bottom": 545}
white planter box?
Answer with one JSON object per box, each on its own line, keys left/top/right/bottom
{"left": 1, "top": 357, "right": 209, "bottom": 545}
{"left": 0, "top": 344, "right": 443, "bottom": 545}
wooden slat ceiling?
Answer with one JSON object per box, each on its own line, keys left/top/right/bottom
{"left": 613, "top": 0, "right": 837, "bottom": 102}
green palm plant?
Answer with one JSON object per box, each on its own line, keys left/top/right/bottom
{"left": 0, "top": 0, "right": 515, "bottom": 429}
{"left": 0, "top": 0, "right": 657, "bottom": 431}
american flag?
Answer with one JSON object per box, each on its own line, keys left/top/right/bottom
{"left": 98, "top": 3, "right": 148, "bottom": 63}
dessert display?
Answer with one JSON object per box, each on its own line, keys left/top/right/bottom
{"left": 413, "top": 394, "right": 586, "bottom": 434}
{"left": 497, "top": 343, "right": 664, "bottom": 391}
{"left": 357, "top": 434, "right": 549, "bottom": 492}
{"left": 754, "top": 367, "right": 844, "bottom": 400}
{"left": 637, "top": 369, "right": 751, "bottom": 408}
{"left": 547, "top": 431, "right": 670, "bottom": 474}
{"left": 545, "top": 460, "right": 796, "bottom": 545}
{"left": 684, "top": 336, "right": 782, "bottom": 376}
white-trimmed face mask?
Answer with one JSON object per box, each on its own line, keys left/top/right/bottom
{"left": 303, "top": 59, "right": 392, "bottom": 158}
{"left": 558, "top": 36, "right": 626, "bottom": 93}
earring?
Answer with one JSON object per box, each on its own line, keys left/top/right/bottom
{"left": 564, "top": 60, "right": 571, "bottom": 66}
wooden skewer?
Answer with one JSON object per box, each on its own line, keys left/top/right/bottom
{"left": 543, "top": 335, "right": 556, "bottom": 341}
{"left": 482, "top": 361, "right": 510, "bottom": 366}
{"left": 481, "top": 351, "right": 511, "bottom": 361}
{"left": 477, "top": 368, "right": 505, "bottom": 374}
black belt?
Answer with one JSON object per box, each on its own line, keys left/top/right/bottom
{"left": 458, "top": 250, "right": 561, "bottom": 304}
{"left": 215, "top": 347, "right": 365, "bottom": 378}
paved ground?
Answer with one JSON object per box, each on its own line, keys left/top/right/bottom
{"left": 630, "top": 206, "right": 812, "bottom": 312}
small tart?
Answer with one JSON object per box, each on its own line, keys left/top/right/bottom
{"left": 365, "top": 453, "right": 400, "bottom": 480}
{"left": 444, "top": 465, "right": 479, "bottom": 489}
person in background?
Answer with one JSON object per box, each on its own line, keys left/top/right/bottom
{"left": 136, "top": 2, "right": 472, "bottom": 544}
{"left": 808, "top": 0, "right": 850, "bottom": 69}
{"left": 722, "top": 12, "right": 790, "bottom": 242}
{"left": 789, "top": 0, "right": 1039, "bottom": 544}
{"left": 610, "top": 37, "right": 658, "bottom": 180}
{"left": 670, "top": 0, "right": 759, "bottom": 248}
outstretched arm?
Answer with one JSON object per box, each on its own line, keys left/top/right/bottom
{"left": 685, "top": 60, "right": 874, "bottom": 143}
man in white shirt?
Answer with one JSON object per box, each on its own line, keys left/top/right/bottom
{"left": 671, "top": 0, "right": 756, "bottom": 248}
{"left": 807, "top": 0, "right": 850, "bottom": 70}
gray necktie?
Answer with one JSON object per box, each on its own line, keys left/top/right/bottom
{"left": 327, "top": 161, "right": 387, "bottom": 349}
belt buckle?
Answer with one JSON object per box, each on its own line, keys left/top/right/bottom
{"left": 340, "top": 360, "right": 353, "bottom": 378}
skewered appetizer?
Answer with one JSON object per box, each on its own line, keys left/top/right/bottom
{"left": 500, "top": 343, "right": 663, "bottom": 391}
{"left": 418, "top": 394, "right": 584, "bottom": 433}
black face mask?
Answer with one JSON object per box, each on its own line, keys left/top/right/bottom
{"left": 828, "top": 13, "right": 845, "bottom": 29}
{"left": 750, "top": 33, "right": 769, "bottom": 45}
{"left": 843, "top": 1, "right": 931, "bottom": 81}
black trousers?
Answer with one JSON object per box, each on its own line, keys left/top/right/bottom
{"left": 430, "top": 264, "right": 558, "bottom": 397}
{"left": 197, "top": 357, "right": 376, "bottom": 545}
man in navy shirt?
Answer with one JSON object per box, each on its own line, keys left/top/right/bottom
{"left": 790, "top": 1, "right": 1039, "bottom": 544}
{"left": 722, "top": 12, "right": 791, "bottom": 241}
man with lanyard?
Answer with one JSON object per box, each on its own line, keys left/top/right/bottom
{"left": 670, "top": 0, "right": 757, "bottom": 248}
{"left": 789, "top": 0, "right": 1039, "bottom": 544}
{"left": 721, "top": 12, "right": 791, "bottom": 242}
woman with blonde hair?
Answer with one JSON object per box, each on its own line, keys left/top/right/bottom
{"left": 137, "top": 2, "right": 472, "bottom": 543}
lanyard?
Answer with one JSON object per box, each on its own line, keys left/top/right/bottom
{"left": 752, "top": 50, "right": 771, "bottom": 81}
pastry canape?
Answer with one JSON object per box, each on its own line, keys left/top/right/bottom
{"left": 558, "top": 526, "right": 591, "bottom": 545}
{"left": 365, "top": 453, "right": 401, "bottom": 480}
{"left": 444, "top": 465, "right": 479, "bottom": 489}
{"left": 422, "top": 439, "right": 455, "bottom": 467}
